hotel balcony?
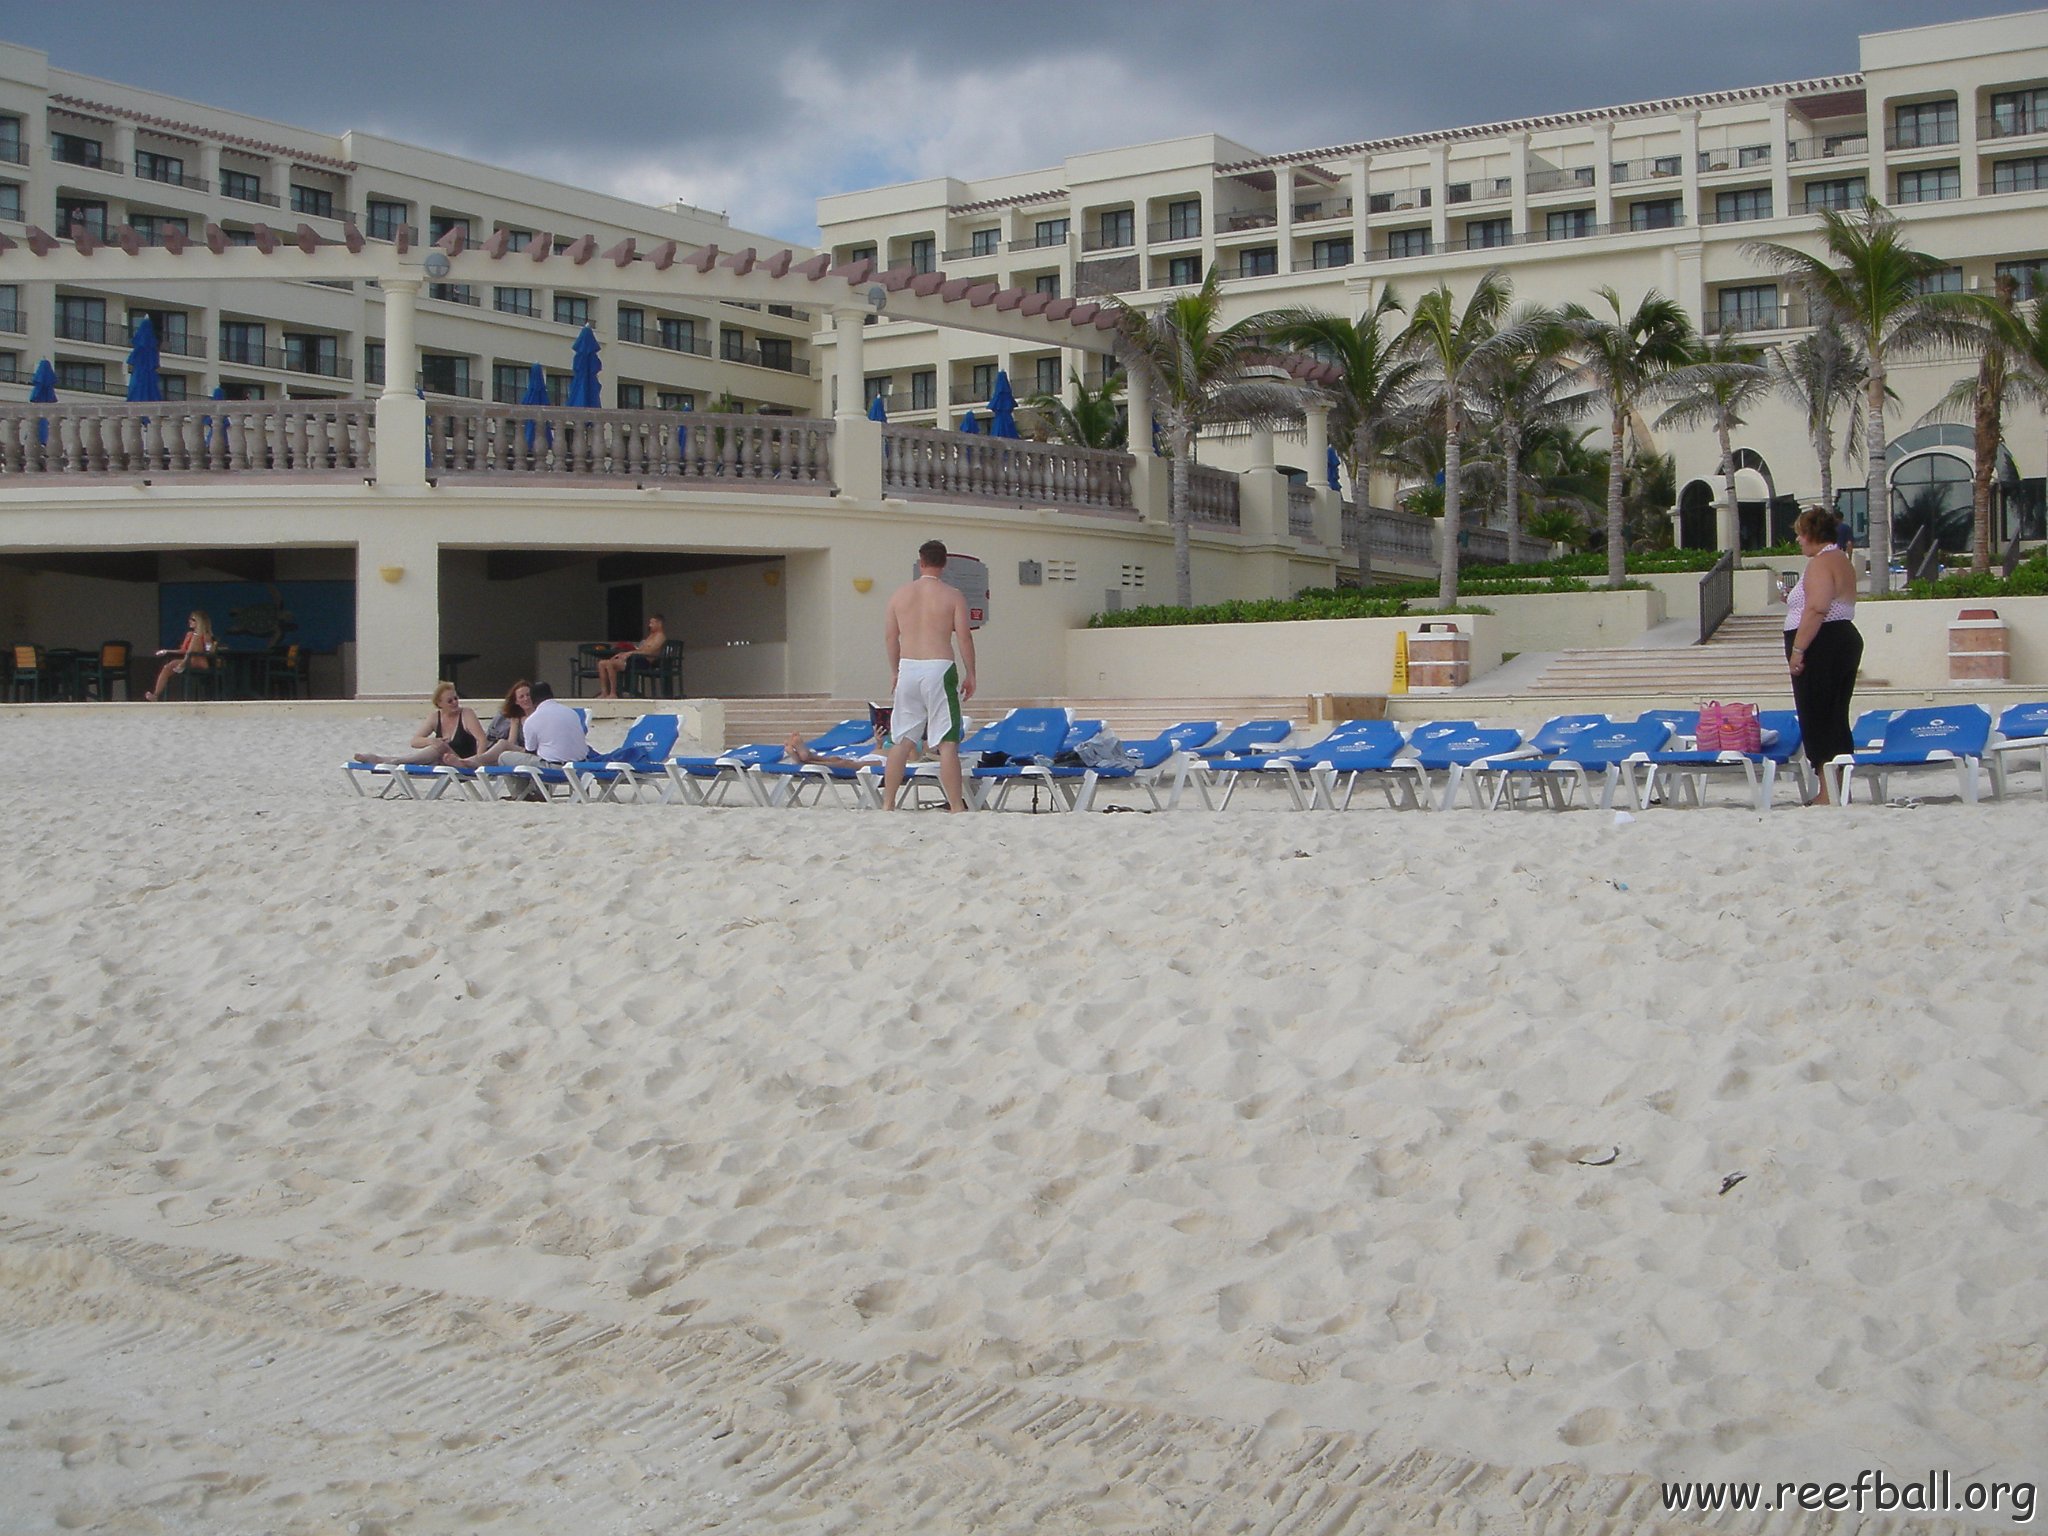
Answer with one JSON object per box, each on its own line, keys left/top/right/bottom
{"left": 1445, "top": 177, "right": 1514, "bottom": 204}
{"left": 1980, "top": 110, "right": 2048, "bottom": 142}
{"left": 1884, "top": 123, "right": 1961, "bottom": 151}
{"left": 1787, "top": 134, "right": 1870, "bottom": 162}
{"left": 1701, "top": 303, "right": 1811, "bottom": 337}
{"left": 1525, "top": 165, "right": 1597, "bottom": 195}
{"left": 1608, "top": 158, "right": 1686, "bottom": 186}
{"left": 219, "top": 341, "right": 353, "bottom": 379}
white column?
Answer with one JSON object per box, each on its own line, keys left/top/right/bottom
{"left": 270, "top": 157, "right": 294, "bottom": 216}
{"left": 1306, "top": 403, "right": 1341, "bottom": 547}
{"left": 1591, "top": 123, "right": 1614, "bottom": 226}
{"left": 354, "top": 514, "right": 440, "bottom": 698}
{"left": 832, "top": 304, "right": 865, "bottom": 420}
{"left": 1248, "top": 424, "right": 1276, "bottom": 471}
{"left": 1123, "top": 366, "right": 1166, "bottom": 525}
{"left": 198, "top": 142, "right": 222, "bottom": 198}
{"left": 1349, "top": 155, "right": 1370, "bottom": 253}
{"left": 374, "top": 279, "right": 427, "bottom": 489}
{"left": 1428, "top": 147, "right": 1449, "bottom": 249}
{"left": 1509, "top": 133, "right": 1531, "bottom": 237}
{"left": 1769, "top": 101, "right": 1793, "bottom": 217}
{"left": 1680, "top": 113, "right": 1702, "bottom": 227}
{"left": 832, "top": 304, "right": 882, "bottom": 501}
{"left": 1304, "top": 404, "right": 1328, "bottom": 483}
{"left": 1276, "top": 171, "right": 1295, "bottom": 273}
{"left": 112, "top": 123, "right": 137, "bottom": 176}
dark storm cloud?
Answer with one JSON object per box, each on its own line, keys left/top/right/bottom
{"left": 0, "top": 0, "right": 2025, "bottom": 239}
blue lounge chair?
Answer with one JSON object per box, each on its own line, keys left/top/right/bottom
{"left": 751, "top": 719, "right": 888, "bottom": 808}
{"left": 342, "top": 759, "right": 466, "bottom": 800}
{"left": 579, "top": 714, "right": 682, "bottom": 802}
{"left": 1476, "top": 718, "right": 1672, "bottom": 810}
{"left": 665, "top": 718, "right": 871, "bottom": 806}
{"left": 1180, "top": 718, "right": 1391, "bottom": 810}
{"left": 1386, "top": 721, "right": 1530, "bottom": 812}
{"left": 957, "top": 708, "right": 1074, "bottom": 809}
{"left": 1190, "top": 718, "right": 1296, "bottom": 759}
{"left": 1987, "top": 701, "right": 2048, "bottom": 799}
{"left": 1632, "top": 709, "right": 1806, "bottom": 811}
{"left": 1826, "top": 705, "right": 1993, "bottom": 806}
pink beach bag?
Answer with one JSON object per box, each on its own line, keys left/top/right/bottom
{"left": 1698, "top": 701, "right": 1761, "bottom": 754}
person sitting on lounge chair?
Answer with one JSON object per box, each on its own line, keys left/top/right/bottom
{"left": 454, "top": 681, "right": 585, "bottom": 768}
{"left": 447, "top": 679, "right": 535, "bottom": 768}
{"left": 595, "top": 615, "right": 666, "bottom": 700}
{"left": 353, "top": 682, "right": 484, "bottom": 766}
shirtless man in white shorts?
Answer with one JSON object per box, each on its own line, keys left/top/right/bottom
{"left": 882, "top": 539, "right": 977, "bottom": 811}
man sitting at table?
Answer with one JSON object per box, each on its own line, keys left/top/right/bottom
{"left": 595, "top": 614, "right": 667, "bottom": 700}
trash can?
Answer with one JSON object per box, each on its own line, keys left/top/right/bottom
{"left": 1949, "top": 607, "right": 2009, "bottom": 682}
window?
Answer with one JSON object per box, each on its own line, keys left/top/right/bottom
{"left": 1033, "top": 358, "right": 1059, "bottom": 396}
{"left": 363, "top": 342, "right": 384, "bottom": 386}
{"left": 1311, "top": 237, "right": 1352, "bottom": 268}
{"left": 1629, "top": 199, "right": 1680, "bottom": 231}
{"left": 908, "top": 237, "right": 935, "bottom": 275}
{"left": 1893, "top": 100, "right": 1958, "bottom": 148}
{"left": 56, "top": 295, "right": 107, "bottom": 344}
{"left": 291, "top": 185, "right": 335, "bottom": 219}
{"left": 222, "top": 227, "right": 257, "bottom": 248}
{"left": 494, "top": 287, "right": 537, "bottom": 317}
{"left": 135, "top": 150, "right": 185, "bottom": 185}
{"left": 0, "top": 116, "right": 19, "bottom": 162}
{"left": 971, "top": 362, "right": 997, "bottom": 400}
{"left": 1034, "top": 273, "right": 1061, "bottom": 297}
{"left": 617, "top": 382, "right": 644, "bottom": 409}
{"left": 1239, "top": 245, "right": 1279, "bottom": 276}
{"left": 56, "top": 197, "right": 108, "bottom": 239}
{"left": 158, "top": 375, "right": 188, "bottom": 400}
{"left": 1895, "top": 166, "right": 1960, "bottom": 203}
{"left": 427, "top": 284, "right": 475, "bottom": 306}
{"left": 845, "top": 244, "right": 875, "bottom": 264}
{"left": 57, "top": 360, "right": 107, "bottom": 392}
{"left": 1544, "top": 209, "right": 1594, "bottom": 240}
{"left": 554, "top": 294, "right": 590, "bottom": 327}
{"left": 1168, "top": 255, "right": 1200, "bottom": 285}
{"left": 283, "top": 333, "right": 338, "bottom": 375}
{"left": 219, "top": 321, "right": 266, "bottom": 365}
{"left": 428, "top": 215, "right": 471, "bottom": 244}
{"left": 1992, "top": 156, "right": 2048, "bottom": 193}
{"left": 1167, "top": 198, "right": 1201, "bottom": 240}
{"left": 1912, "top": 266, "right": 1964, "bottom": 294}
{"left": 50, "top": 132, "right": 101, "bottom": 168}
{"left": 758, "top": 338, "right": 793, "bottom": 372}
{"left": 1466, "top": 217, "right": 1513, "bottom": 248}
{"left": 366, "top": 199, "right": 407, "bottom": 241}
{"left": 720, "top": 327, "right": 745, "bottom": 362}
{"left": 659, "top": 315, "right": 697, "bottom": 352}
{"left": 1713, "top": 187, "right": 1773, "bottom": 223}
{"left": 129, "top": 309, "right": 188, "bottom": 353}
{"left": 1034, "top": 217, "right": 1069, "bottom": 247}
{"left": 1737, "top": 144, "right": 1771, "bottom": 167}
{"left": 1654, "top": 154, "right": 1682, "bottom": 177}
{"left": 0, "top": 183, "right": 18, "bottom": 222}
{"left": 1716, "top": 284, "right": 1779, "bottom": 332}
{"left": 492, "top": 363, "right": 526, "bottom": 403}
{"left": 970, "top": 227, "right": 1000, "bottom": 256}
{"left": 617, "top": 306, "right": 646, "bottom": 343}
{"left": 129, "top": 214, "right": 189, "bottom": 245}
{"left": 217, "top": 381, "right": 266, "bottom": 402}
{"left": 419, "top": 355, "right": 471, "bottom": 396}
{"left": 1099, "top": 208, "right": 1134, "bottom": 248}
{"left": 0, "top": 285, "right": 18, "bottom": 332}
{"left": 1802, "top": 176, "right": 1866, "bottom": 212}
{"left": 658, "top": 391, "right": 696, "bottom": 412}
{"left": 912, "top": 370, "right": 937, "bottom": 410}
{"left": 865, "top": 375, "right": 892, "bottom": 407}
{"left": 1990, "top": 87, "right": 2048, "bottom": 137}
{"left": 502, "top": 229, "right": 532, "bottom": 252}
{"left": 1996, "top": 259, "right": 2047, "bottom": 299}
{"left": 1387, "top": 227, "right": 1431, "bottom": 258}
{"left": 220, "top": 168, "right": 263, "bottom": 203}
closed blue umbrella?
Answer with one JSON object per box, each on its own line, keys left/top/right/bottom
{"left": 202, "top": 383, "right": 224, "bottom": 449}
{"left": 567, "top": 324, "right": 602, "bottom": 408}
{"left": 1327, "top": 444, "right": 1342, "bottom": 491}
{"left": 867, "top": 393, "right": 888, "bottom": 423}
{"left": 125, "top": 316, "right": 164, "bottom": 402}
{"left": 988, "top": 370, "right": 1019, "bottom": 438}
{"left": 521, "top": 360, "right": 549, "bottom": 450}
{"left": 29, "top": 358, "right": 57, "bottom": 445}
{"left": 959, "top": 410, "right": 980, "bottom": 435}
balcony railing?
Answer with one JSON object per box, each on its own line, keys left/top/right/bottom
{"left": 290, "top": 203, "right": 356, "bottom": 224}
{"left": 949, "top": 382, "right": 994, "bottom": 405}
{"left": 881, "top": 426, "right": 1133, "bottom": 513}
{"left": 1080, "top": 226, "right": 1137, "bottom": 253}
{"left": 1340, "top": 505, "right": 1436, "bottom": 562}
{"left": 1982, "top": 111, "right": 2048, "bottom": 140}
{"left": 494, "top": 296, "right": 541, "bottom": 319}
{"left": 0, "top": 142, "right": 27, "bottom": 167}
{"left": 648, "top": 330, "right": 713, "bottom": 358}
{"left": 1526, "top": 165, "right": 1597, "bottom": 195}
{"left": 425, "top": 285, "right": 480, "bottom": 307}
{"left": 418, "top": 374, "right": 483, "bottom": 399}
{"left": 940, "top": 243, "right": 1003, "bottom": 262}
{"left": 222, "top": 184, "right": 283, "bottom": 208}
{"left": 1367, "top": 190, "right": 1432, "bottom": 214}
{"left": 136, "top": 165, "right": 209, "bottom": 192}
{"left": 52, "top": 149, "right": 124, "bottom": 175}
{"left": 1292, "top": 199, "right": 1354, "bottom": 223}
{"left": 719, "top": 346, "right": 809, "bottom": 377}
{"left": 1702, "top": 303, "right": 1809, "bottom": 336}
{"left": 426, "top": 405, "right": 833, "bottom": 487}
{"left": 1698, "top": 147, "right": 1772, "bottom": 172}
{"left": 0, "top": 307, "right": 22, "bottom": 334}
{"left": 55, "top": 314, "right": 207, "bottom": 354}
{"left": 1609, "top": 158, "right": 1686, "bottom": 185}
{"left": 1698, "top": 203, "right": 1778, "bottom": 225}
{"left": 1008, "top": 232, "right": 1069, "bottom": 253}
{"left": 1787, "top": 134, "right": 1870, "bottom": 161}
{"left": 1213, "top": 209, "right": 1277, "bottom": 233}
{"left": 1147, "top": 220, "right": 1205, "bottom": 243}
{"left": 1188, "top": 463, "right": 1241, "bottom": 527}
{"left": 1884, "top": 123, "right": 1960, "bottom": 151}
{"left": 1795, "top": 194, "right": 1864, "bottom": 215}
{"left": 218, "top": 342, "right": 352, "bottom": 378}
{"left": 0, "top": 400, "right": 374, "bottom": 476}
{"left": 1307, "top": 252, "right": 1354, "bottom": 270}
{"left": 1445, "top": 177, "right": 1514, "bottom": 204}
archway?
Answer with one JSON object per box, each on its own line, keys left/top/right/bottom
{"left": 1730, "top": 450, "right": 1776, "bottom": 548}
{"left": 1891, "top": 450, "right": 1973, "bottom": 552}
{"left": 1677, "top": 479, "right": 1716, "bottom": 548}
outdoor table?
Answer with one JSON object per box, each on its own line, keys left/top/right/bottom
{"left": 214, "top": 649, "right": 272, "bottom": 699}
{"left": 44, "top": 648, "right": 91, "bottom": 702}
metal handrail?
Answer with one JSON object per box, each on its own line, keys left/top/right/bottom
{"left": 1699, "top": 548, "right": 1735, "bottom": 642}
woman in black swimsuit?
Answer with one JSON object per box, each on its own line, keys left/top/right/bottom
{"left": 352, "top": 682, "right": 485, "bottom": 766}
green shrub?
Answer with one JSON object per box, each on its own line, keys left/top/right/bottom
{"left": 1461, "top": 548, "right": 1724, "bottom": 579}
{"left": 1876, "top": 550, "right": 2048, "bottom": 601}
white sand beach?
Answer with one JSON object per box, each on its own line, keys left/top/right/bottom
{"left": 1, "top": 710, "right": 2042, "bottom": 1534}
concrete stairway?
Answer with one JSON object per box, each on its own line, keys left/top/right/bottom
{"left": 1517, "top": 614, "right": 1800, "bottom": 696}
{"left": 716, "top": 694, "right": 1315, "bottom": 748}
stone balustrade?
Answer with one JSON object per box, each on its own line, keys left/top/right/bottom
{"left": 1187, "top": 464, "right": 1241, "bottom": 527}
{"left": 0, "top": 400, "right": 374, "bottom": 476}
{"left": 1286, "top": 485, "right": 1315, "bottom": 540}
{"left": 424, "top": 406, "right": 834, "bottom": 487}
{"left": 880, "top": 426, "right": 1135, "bottom": 514}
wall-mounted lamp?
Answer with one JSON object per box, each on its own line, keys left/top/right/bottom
{"left": 379, "top": 565, "right": 405, "bottom": 584}
{"left": 852, "top": 577, "right": 873, "bottom": 593}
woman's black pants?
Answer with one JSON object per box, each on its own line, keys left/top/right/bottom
{"left": 1787, "top": 619, "right": 1864, "bottom": 773}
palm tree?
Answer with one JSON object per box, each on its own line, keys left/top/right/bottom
{"left": 1028, "top": 368, "right": 1126, "bottom": 450}
{"left": 1403, "top": 270, "right": 1516, "bottom": 603}
{"left": 1109, "top": 266, "right": 1315, "bottom": 606}
{"left": 1559, "top": 286, "right": 1696, "bottom": 586}
{"left": 1256, "top": 286, "right": 1423, "bottom": 585}
{"left": 1923, "top": 272, "right": 2048, "bottom": 570}
{"left": 1469, "top": 305, "right": 1584, "bottom": 565}
{"left": 1763, "top": 319, "right": 1865, "bottom": 517}
{"left": 1653, "top": 332, "right": 1771, "bottom": 554}
{"left": 1747, "top": 199, "right": 1982, "bottom": 594}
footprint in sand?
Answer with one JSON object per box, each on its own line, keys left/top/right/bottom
{"left": 1558, "top": 1406, "right": 1620, "bottom": 1446}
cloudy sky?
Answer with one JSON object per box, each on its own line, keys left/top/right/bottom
{"left": 0, "top": 1, "right": 2027, "bottom": 240}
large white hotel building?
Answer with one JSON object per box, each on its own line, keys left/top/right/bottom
{"left": 815, "top": 8, "right": 2048, "bottom": 549}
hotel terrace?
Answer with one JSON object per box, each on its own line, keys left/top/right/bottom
{"left": 1, "top": 13, "right": 2046, "bottom": 708}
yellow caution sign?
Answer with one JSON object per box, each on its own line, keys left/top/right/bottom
{"left": 1392, "top": 629, "right": 1410, "bottom": 694}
